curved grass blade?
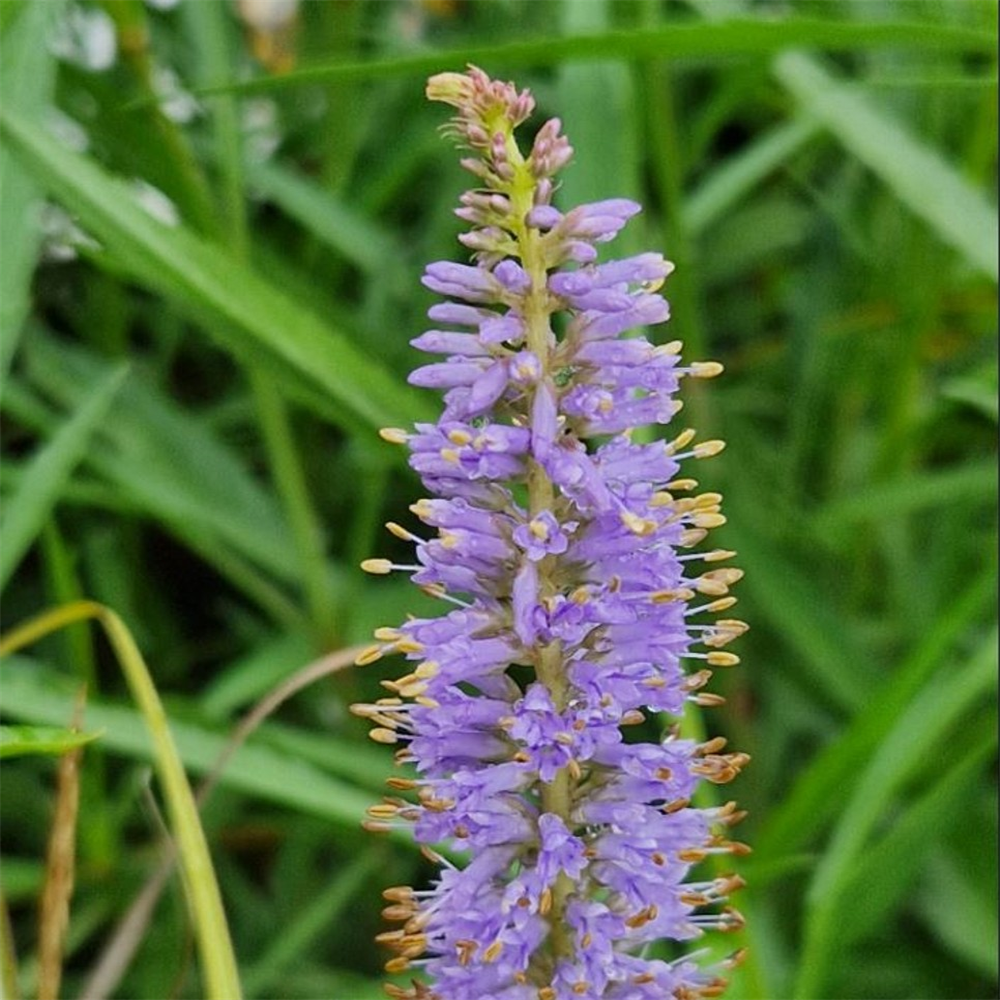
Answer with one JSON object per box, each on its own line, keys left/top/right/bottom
{"left": 180, "top": 19, "right": 996, "bottom": 100}
{"left": 0, "top": 107, "right": 434, "bottom": 434}
{"left": 241, "top": 848, "right": 384, "bottom": 998}
{"left": 774, "top": 51, "right": 999, "bottom": 280}
{"left": 684, "top": 118, "right": 820, "bottom": 234}
{"left": 794, "top": 628, "right": 998, "bottom": 998}
{"left": 20, "top": 333, "right": 299, "bottom": 585}
{"left": 0, "top": 604, "right": 243, "bottom": 1000}
{"left": 0, "top": 0, "right": 61, "bottom": 375}
{"left": 835, "top": 714, "right": 997, "bottom": 951}
{"left": 0, "top": 725, "right": 103, "bottom": 759}
{"left": 0, "top": 364, "right": 127, "bottom": 590}
{"left": 0, "top": 656, "right": 392, "bottom": 830}
{"left": 756, "top": 565, "right": 996, "bottom": 863}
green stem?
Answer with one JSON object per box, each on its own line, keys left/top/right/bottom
{"left": 0, "top": 887, "right": 19, "bottom": 1000}
{"left": 514, "top": 158, "right": 577, "bottom": 966}
{"left": 0, "top": 603, "right": 242, "bottom": 1000}
{"left": 188, "top": 0, "right": 336, "bottom": 647}
{"left": 99, "top": 0, "right": 217, "bottom": 236}
{"left": 251, "top": 372, "right": 337, "bottom": 646}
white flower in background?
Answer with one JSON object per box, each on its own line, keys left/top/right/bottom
{"left": 49, "top": 3, "right": 116, "bottom": 72}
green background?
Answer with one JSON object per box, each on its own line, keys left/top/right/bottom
{"left": 1, "top": 1, "right": 996, "bottom": 998}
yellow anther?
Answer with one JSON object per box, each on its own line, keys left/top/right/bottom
{"left": 703, "top": 549, "right": 738, "bottom": 562}
{"left": 482, "top": 940, "right": 503, "bottom": 963}
{"left": 650, "top": 491, "right": 674, "bottom": 507}
{"left": 385, "top": 522, "right": 412, "bottom": 541}
{"left": 447, "top": 428, "right": 473, "bottom": 446}
{"left": 678, "top": 528, "right": 708, "bottom": 548}
{"left": 529, "top": 518, "right": 550, "bottom": 540}
{"left": 667, "top": 428, "right": 697, "bottom": 454}
{"left": 707, "top": 651, "right": 741, "bottom": 667}
{"left": 692, "top": 512, "right": 728, "bottom": 529}
{"left": 410, "top": 499, "right": 433, "bottom": 518}
{"left": 652, "top": 587, "right": 696, "bottom": 603}
{"left": 439, "top": 530, "right": 459, "bottom": 549}
{"left": 695, "top": 492, "right": 724, "bottom": 508}
{"left": 414, "top": 661, "right": 439, "bottom": 679}
{"left": 621, "top": 510, "right": 657, "bottom": 536}
{"left": 694, "top": 439, "right": 726, "bottom": 459}
{"left": 690, "top": 361, "right": 724, "bottom": 378}
{"left": 693, "top": 692, "right": 728, "bottom": 707}
{"left": 361, "top": 558, "right": 393, "bottom": 575}
{"left": 440, "top": 447, "right": 461, "bottom": 464}
{"left": 379, "top": 427, "right": 409, "bottom": 444}
{"left": 397, "top": 679, "right": 428, "bottom": 698}
{"left": 660, "top": 339, "right": 683, "bottom": 355}
{"left": 373, "top": 626, "right": 401, "bottom": 641}
{"left": 396, "top": 639, "right": 423, "bottom": 654}
{"left": 716, "top": 618, "right": 749, "bottom": 634}
{"left": 703, "top": 568, "right": 744, "bottom": 587}
{"left": 368, "top": 728, "right": 399, "bottom": 744}
{"left": 666, "top": 478, "right": 698, "bottom": 491}
{"left": 703, "top": 596, "right": 739, "bottom": 613}
{"left": 354, "top": 645, "right": 384, "bottom": 666}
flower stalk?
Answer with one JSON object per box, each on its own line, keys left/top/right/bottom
{"left": 354, "top": 66, "right": 748, "bottom": 1000}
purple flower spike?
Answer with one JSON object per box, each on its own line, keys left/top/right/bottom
{"left": 356, "top": 66, "right": 748, "bottom": 1000}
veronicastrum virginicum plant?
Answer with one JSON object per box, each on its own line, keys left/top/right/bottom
{"left": 352, "top": 66, "right": 749, "bottom": 1000}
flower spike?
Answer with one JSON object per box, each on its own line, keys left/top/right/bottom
{"left": 355, "top": 66, "right": 747, "bottom": 1000}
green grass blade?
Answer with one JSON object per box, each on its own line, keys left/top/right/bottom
{"left": 811, "top": 461, "right": 997, "bottom": 536}
{"left": 794, "top": 627, "right": 998, "bottom": 997}
{"left": 0, "top": 725, "right": 104, "bottom": 759}
{"left": 0, "top": 107, "right": 433, "bottom": 434}
{"left": 242, "top": 849, "right": 384, "bottom": 998}
{"left": 182, "top": 18, "right": 996, "bottom": 99}
{"left": 684, "top": 118, "right": 820, "bottom": 235}
{"left": 0, "top": 605, "right": 243, "bottom": 1000}
{"left": 916, "top": 841, "right": 1000, "bottom": 978}
{"left": 555, "top": 2, "right": 640, "bottom": 224}
{"left": 756, "top": 564, "right": 997, "bottom": 863}
{"left": 0, "top": 656, "right": 399, "bottom": 838}
{"left": 724, "top": 511, "right": 869, "bottom": 711}
{"left": 248, "top": 161, "right": 404, "bottom": 281}
{"left": 0, "top": 0, "right": 61, "bottom": 375}
{"left": 0, "top": 365, "right": 127, "bottom": 590}
{"left": 19, "top": 334, "right": 299, "bottom": 584}
{"left": 836, "top": 713, "right": 997, "bottom": 948}
{"left": 774, "top": 51, "right": 999, "bottom": 280}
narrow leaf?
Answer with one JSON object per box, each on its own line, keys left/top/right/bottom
{"left": 0, "top": 725, "right": 103, "bottom": 759}
{"left": 185, "top": 19, "right": 996, "bottom": 99}
{"left": 20, "top": 334, "right": 298, "bottom": 584}
{"left": 0, "top": 0, "right": 62, "bottom": 374}
{"left": 0, "top": 606, "right": 243, "bottom": 1000}
{"left": 0, "top": 108, "right": 433, "bottom": 434}
{"left": 0, "top": 364, "right": 127, "bottom": 590}
{"left": 0, "top": 657, "right": 402, "bottom": 838}
{"left": 774, "top": 51, "right": 998, "bottom": 280}
{"left": 795, "top": 629, "right": 998, "bottom": 997}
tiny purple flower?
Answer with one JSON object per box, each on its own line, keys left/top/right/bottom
{"left": 356, "top": 67, "right": 748, "bottom": 1000}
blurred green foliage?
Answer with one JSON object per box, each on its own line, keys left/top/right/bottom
{"left": 0, "top": 1, "right": 996, "bottom": 998}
